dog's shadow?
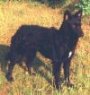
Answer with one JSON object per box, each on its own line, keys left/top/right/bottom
{"left": 0, "top": 44, "right": 52, "bottom": 84}
{"left": 0, "top": 44, "right": 9, "bottom": 73}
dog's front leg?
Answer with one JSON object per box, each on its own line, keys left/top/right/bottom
{"left": 52, "top": 61, "right": 61, "bottom": 89}
{"left": 63, "top": 58, "right": 73, "bottom": 87}
{"left": 51, "top": 43, "right": 62, "bottom": 89}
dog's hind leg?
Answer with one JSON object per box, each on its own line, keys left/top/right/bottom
{"left": 25, "top": 50, "right": 36, "bottom": 75}
{"left": 6, "top": 61, "right": 16, "bottom": 81}
{"left": 6, "top": 52, "right": 21, "bottom": 81}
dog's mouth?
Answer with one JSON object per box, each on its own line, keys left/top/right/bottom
{"left": 80, "top": 32, "right": 84, "bottom": 37}
{"left": 77, "top": 30, "right": 84, "bottom": 37}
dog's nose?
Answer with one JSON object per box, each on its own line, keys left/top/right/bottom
{"left": 81, "top": 32, "right": 84, "bottom": 37}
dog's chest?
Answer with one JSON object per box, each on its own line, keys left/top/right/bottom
{"left": 68, "top": 51, "right": 73, "bottom": 58}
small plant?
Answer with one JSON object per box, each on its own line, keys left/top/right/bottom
{"left": 75, "top": 0, "right": 90, "bottom": 15}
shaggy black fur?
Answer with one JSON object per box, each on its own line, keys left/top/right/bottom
{"left": 6, "top": 10, "right": 84, "bottom": 89}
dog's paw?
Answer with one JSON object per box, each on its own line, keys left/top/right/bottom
{"left": 6, "top": 74, "right": 14, "bottom": 82}
{"left": 66, "top": 82, "right": 74, "bottom": 88}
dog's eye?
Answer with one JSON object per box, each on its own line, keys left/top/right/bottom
{"left": 72, "top": 24, "right": 76, "bottom": 28}
{"left": 72, "top": 23, "right": 81, "bottom": 28}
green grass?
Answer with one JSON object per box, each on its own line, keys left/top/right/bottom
{"left": 0, "top": 1, "right": 90, "bottom": 95}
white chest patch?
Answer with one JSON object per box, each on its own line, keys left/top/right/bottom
{"left": 68, "top": 51, "right": 72, "bottom": 58}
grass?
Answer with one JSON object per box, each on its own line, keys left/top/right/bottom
{"left": 0, "top": 1, "right": 90, "bottom": 95}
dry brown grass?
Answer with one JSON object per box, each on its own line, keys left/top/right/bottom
{"left": 0, "top": 2, "right": 90, "bottom": 95}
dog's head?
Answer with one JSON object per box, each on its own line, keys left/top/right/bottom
{"left": 64, "top": 9, "right": 84, "bottom": 37}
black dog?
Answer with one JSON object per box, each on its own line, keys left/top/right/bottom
{"left": 6, "top": 10, "right": 84, "bottom": 89}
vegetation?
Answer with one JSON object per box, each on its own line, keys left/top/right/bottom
{"left": 0, "top": 1, "right": 90, "bottom": 95}
{"left": 75, "top": 0, "right": 90, "bottom": 15}
{"left": 0, "top": 0, "right": 90, "bottom": 15}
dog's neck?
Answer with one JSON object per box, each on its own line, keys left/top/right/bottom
{"left": 59, "top": 22, "right": 80, "bottom": 49}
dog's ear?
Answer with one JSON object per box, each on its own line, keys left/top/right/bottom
{"left": 75, "top": 9, "right": 82, "bottom": 19}
{"left": 64, "top": 10, "right": 71, "bottom": 21}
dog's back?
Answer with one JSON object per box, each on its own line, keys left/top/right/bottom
{"left": 7, "top": 25, "right": 57, "bottom": 61}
